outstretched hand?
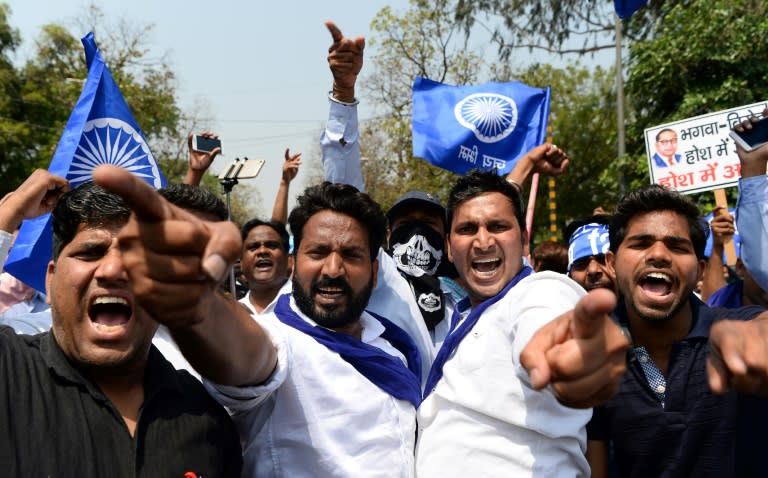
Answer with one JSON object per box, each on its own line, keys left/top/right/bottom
{"left": 708, "top": 315, "right": 768, "bottom": 396}
{"left": 184, "top": 131, "right": 221, "bottom": 185}
{"left": 520, "top": 288, "right": 628, "bottom": 408}
{"left": 92, "top": 165, "right": 241, "bottom": 327}
{"left": 325, "top": 20, "right": 364, "bottom": 103}
{"left": 282, "top": 148, "right": 302, "bottom": 184}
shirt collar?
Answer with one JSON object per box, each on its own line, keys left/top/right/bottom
{"left": 614, "top": 293, "right": 714, "bottom": 341}
{"left": 41, "top": 331, "right": 184, "bottom": 403}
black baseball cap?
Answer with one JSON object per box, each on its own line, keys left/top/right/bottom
{"left": 386, "top": 190, "right": 446, "bottom": 225}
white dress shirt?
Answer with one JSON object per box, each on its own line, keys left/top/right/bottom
{"left": 737, "top": 175, "right": 768, "bottom": 291}
{"left": 206, "top": 296, "right": 417, "bottom": 478}
{"left": 238, "top": 279, "right": 292, "bottom": 316}
{"left": 320, "top": 96, "right": 364, "bottom": 192}
{"left": 416, "top": 272, "right": 591, "bottom": 477}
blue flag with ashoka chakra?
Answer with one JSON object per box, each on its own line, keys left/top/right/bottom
{"left": 4, "top": 32, "right": 167, "bottom": 292}
{"left": 412, "top": 77, "right": 550, "bottom": 177}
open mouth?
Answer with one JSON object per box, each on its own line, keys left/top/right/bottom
{"left": 472, "top": 257, "right": 502, "bottom": 277}
{"left": 639, "top": 271, "right": 673, "bottom": 296}
{"left": 89, "top": 296, "right": 131, "bottom": 332}
{"left": 254, "top": 258, "right": 274, "bottom": 270}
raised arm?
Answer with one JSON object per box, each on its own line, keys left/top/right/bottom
{"left": 700, "top": 207, "right": 733, "bottom": 301}
{"left": 183, "top": 131, "right": 222, "bottom": 186}
{"left": 0, "top": 170, "right": 68, "bottom": 268}
{"left": 93, "top": 165, "right": 277, "bottom": 386}
{"left": 504, "top": 143, "right": 569, "bottom": 192}
{"left": 320, "top": 20, "right": 365, "bottom": 191}
{"left": 734, "top": 111, "right": 768, "bottom": 291}
{"left": 271, "top": 148, "right": 302, "bottom": 224}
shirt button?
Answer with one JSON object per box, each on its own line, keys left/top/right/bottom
{"left": 656, "top": 385, "right": 666, "bottom": 394}
{"left": 639, "top": 355, "right": 648, "bottom": 363}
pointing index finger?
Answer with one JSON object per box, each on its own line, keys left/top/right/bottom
{"left": 325, "top": 20, "right": 343, "bottom": 43}
{"left": 92, "top": 165, "right": 167, "bottom": 223}
{"left": 571, "top": 288, "right": 617, "bottom": 339}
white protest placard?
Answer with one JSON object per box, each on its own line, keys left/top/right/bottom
{"left": 644, "top": 100, "right": 768, "bottom": 194}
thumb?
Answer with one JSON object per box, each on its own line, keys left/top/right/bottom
{"left": 571, "top": 288, "right": 617, "bottom": 339}
{"left": 355, "top": 35, "right": 365, "bottom": 51}
{"left": 201, "top": 220, "right": 242, "bottom": 283}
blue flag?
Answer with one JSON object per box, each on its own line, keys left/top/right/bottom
{"left": 614, "top": 0, "right": 648, "bottom": 19}
{"left": 4, "top": 32, "right": 166, "bottom": 292}
{"left": 412, "top": 77, "right": 550, "bottom": 176}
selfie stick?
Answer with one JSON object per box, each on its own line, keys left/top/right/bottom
{"left": 219, "top": 157, "right": 248, "bottom": 298}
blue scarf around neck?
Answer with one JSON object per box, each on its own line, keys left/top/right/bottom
{"left": 274, "top": 294, "right": 422, "bottom": 407}
{"left": 423, "top": 266, "right": 533, "bottom": 398}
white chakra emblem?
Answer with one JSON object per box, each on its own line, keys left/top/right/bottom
{"left": 454, "top": 93, "right": 518, "bottom": 143}
{"left": 68, "top": 118, "right": 162, "bottom": 188}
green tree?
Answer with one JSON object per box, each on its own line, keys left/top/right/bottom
{"left": 0, "top": 3, "right": 259, "bottom": 221}
{"left": 626, "top": 0, "right": 768, "bottom": 210}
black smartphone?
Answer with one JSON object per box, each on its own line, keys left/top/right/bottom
{"left": 729, "top": 115, "right": 768, "bottom": 152}
{"left": 192, "top": 135, "right": 222, "bottom": 154}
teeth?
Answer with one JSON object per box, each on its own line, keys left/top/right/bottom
{"left": 93, "top": 296, "right": 128, "bottom": 306}
{"left": 646, "top": 272, "right": 671, "bottom": 283}
{"left": 474, "top": 258, "right": 498, "bottom": 264}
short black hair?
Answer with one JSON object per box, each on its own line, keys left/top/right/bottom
{"left": 288, "top": 182, "right": 386, "bottom": 260}
{"left": 158, "top": 184, "right": 227, "bottom": 221}
{"left": 446, "top": 169, "right": 525, "bottom": 233}
{"left": 609, "top": 184, "right": 708, "bottom": 259}
{"left": 52, "top": 182, "right": 130, "bottom": 260}
{"left": 240, "top": 218, "right": 290, "bottom": 252}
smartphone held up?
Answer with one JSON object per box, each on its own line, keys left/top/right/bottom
{"left": 729, "top": 115, "right": 768, "bottom": 152}
{"left": 192, "top": 135, "right": 222, "bottom": 154}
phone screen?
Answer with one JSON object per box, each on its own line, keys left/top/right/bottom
{"left": 732, "top": 117, "right": 768, "bottom": 150}
{"left": 193, "top": 135, "right": 222, "bottom": 153}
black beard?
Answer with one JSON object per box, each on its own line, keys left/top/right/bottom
{"left": 292, "top": 276, "right": 374, "bottom": 329}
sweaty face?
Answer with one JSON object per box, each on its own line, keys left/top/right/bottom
{"left": 447, "top": 192, "right": 527, "bottom": 306}
{"left": 240, "top": 225, "right": 291, "bottom": 291}
{"left": 292, "top": 210, "right": 377, "bottom": 329}
{"left": 656, "top": 131, "right": 678, "bottom": 159}
{"left": 569, "top": 254, "right": 616, "bottom": 292}
{"left": 46, "top": 224, "right": 156, "bottom": 370}
{"left": 609, "top": 210, "right": 704, "bottom": 323}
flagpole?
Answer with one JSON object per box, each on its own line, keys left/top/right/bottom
{"left": 616, "top": 13, "right": 627, "bottom": 195}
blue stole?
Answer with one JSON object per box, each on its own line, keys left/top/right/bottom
{"left": 274, "top": 294, "right": 422, "bottom": 407}
{"left": 423, "top": 266, "right": 533, "bottom": 398}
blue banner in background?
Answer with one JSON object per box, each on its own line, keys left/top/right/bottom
{"left": 4, "top": 32, "right": 166, "bottom": 292}
{"left": 412, "top": 77, "right": 550, "bottom": 176}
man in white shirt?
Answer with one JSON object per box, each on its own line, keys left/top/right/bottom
{"left": 238, "top": 218, "right": 293, "bottom": 316}
{"left": 94, "top": 166, "right": 422, "bottom": 477}
{"left": 416, "top": 170, "right": 630, "bottom": 477}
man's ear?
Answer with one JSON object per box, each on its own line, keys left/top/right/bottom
{"left": 445, "top": 234, "right": 453, "bottom": 263}
{"left": 606, "top": 251, "right": 616, "bottom": 273}
{"left": 286, "top": 255, "right": 294, "bottom": 279}
{"left": 371, "top": 257, "right": 379, "bottom": 289}
{"left": 45, "top": 260, "right": 55, "bottom": 305}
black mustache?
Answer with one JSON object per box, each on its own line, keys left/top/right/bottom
{"left": 312, "top": 278, "right": 352, "bottom": 295}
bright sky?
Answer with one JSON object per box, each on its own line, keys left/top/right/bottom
{"left": 7, "top": 0, "right": 413, "bottom": 217}
{"left": 8, "top": 1, "right": 615, "bottom": 219}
